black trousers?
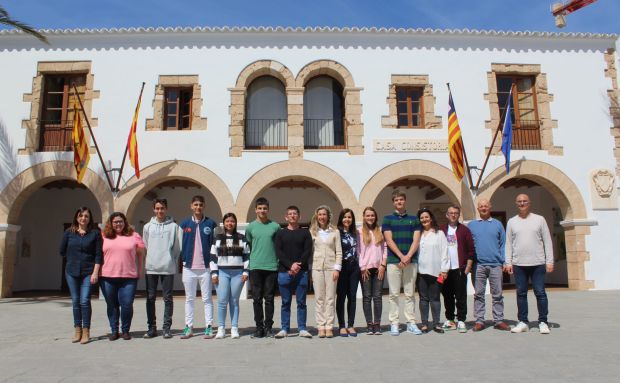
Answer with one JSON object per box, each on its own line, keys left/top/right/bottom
{"left": 441, "top": 268, "right": 468, "bottom": 322}
{"left": 361, "top": 268, "right": 383, "bottom": 324}
{"left": 418, "top": 273, "right": 441, "bottom": 327}
{"left": 336, "top": 257, "right": 360, "bottom": 328}
{"left": 250, "top": 269, "right": 277, "bottom": 330}
{"left": 145, "top": 274, "right": 174, "bottom": 330}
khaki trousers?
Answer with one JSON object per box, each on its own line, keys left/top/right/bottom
{"left": 312, "top": 269, "right": 337, "bottom": 329}
{"left": 386, "top": 263, "right": 418, "bottom": 324}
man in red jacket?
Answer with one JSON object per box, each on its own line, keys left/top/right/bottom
{"left": 439, "top": 205, "right": 475, "bottom": 333}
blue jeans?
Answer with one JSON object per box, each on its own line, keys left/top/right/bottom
{"left": 513, "top": 265, "right": 548, "bottom": 323}
{"left": 100, "top": 277, "right": 138, "bottom": 333}
{"left": 216, "top": 269, "right": 245, "bottom": 328}
{"left": 278, "top": 270, "right": 308, "bottom": 332}
{"left": 65, "top": 272, "right": 92, "bottom": 328}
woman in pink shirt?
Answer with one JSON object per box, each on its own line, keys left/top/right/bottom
{"left": 100, "top": 212, "right": 145, "bottom": 341}
{"left": 357, "top": 207, "right": 387, "bottom": 335}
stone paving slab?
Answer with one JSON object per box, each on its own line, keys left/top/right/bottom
{"left": 1, "top": 290, "right": 618, "bottom": 382}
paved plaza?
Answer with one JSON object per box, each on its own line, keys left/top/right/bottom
{"left": 1, "top": 290, "right": 618, "bottom": 382}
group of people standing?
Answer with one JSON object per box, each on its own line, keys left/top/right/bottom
{"left": 60, "top": 189, "right": 554, "bottom": 344}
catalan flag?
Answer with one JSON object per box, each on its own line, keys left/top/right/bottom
{"left": 447, "top": 90, "right": 465, "bottom": 181}
{"left": 127, "top": 90, "right": 142, "bottom": 178}
{"left": 72, "top": 101, "right": 90, "bottom": 183}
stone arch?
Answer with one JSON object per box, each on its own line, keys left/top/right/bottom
{"left": 295, "top": 59, "right": 355, "bottom": 88}
{"left": 235, "top": 160, "right": 358, "bottom": 223}
{"left": 235, "top": 60, "right": 295, "bottom": 89}
{"left": 0, "top": 161, "right": 113, "bottom": 297}
{"left": 295, "top": 59, "right": 364, "bottom": 155}
{"left": 476, "top": 160, "right": 592, "bottom": 290}
{"left": 114, "top": 160, "right": 234, "bottom": 222}
{"left": 0, "top": 161, "right": 113, "bottom": 224}
{"left": 359, "top": 160, "right": 475, "bottom": 220}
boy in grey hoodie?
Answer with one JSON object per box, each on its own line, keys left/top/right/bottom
{"left": 142, "top": 198, "right": 182, "bottom": 339}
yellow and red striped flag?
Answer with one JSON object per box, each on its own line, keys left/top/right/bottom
{"left": 72, "top": 101, "right": 90, "bottom": 183}
{"left": 126, "top": 90, "right": 142, "bottom": 178}
{"left": 447, "top": 90, "right": 465, "bottom": 181}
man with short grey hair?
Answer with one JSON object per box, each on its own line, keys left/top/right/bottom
{"left": 467, "top": 198, "right": 510, "bottom": 332}
{"left": 505, "top": 193, "right": 554, "bottom": 334}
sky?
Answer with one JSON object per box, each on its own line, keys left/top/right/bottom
{"left": 0, "top": 0, "right": 618, "bottom": 34}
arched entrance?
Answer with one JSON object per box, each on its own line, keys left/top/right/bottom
{"left": 476, "top": 160, "right": 593, "bottom": 290}
{"left": 359, "top": 160, "right": 473, "bottom": 220}
{"left": 115, "top": 160, "right": 233, "bottom": 224}
{"left": 0, "top": 161, "right": 112, "bottom": 297}
{"left": 235, "top": 160, "right": 357, "bottom": 224}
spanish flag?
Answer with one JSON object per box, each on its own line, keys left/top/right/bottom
{"left": 447, "top": 90, "right": 465, "bottom": 181}
{"left": 127, "top": 90, "right": 142, "bottom": 179}
{"left": 72, "top": 101, "right": 90, "bottom": 183}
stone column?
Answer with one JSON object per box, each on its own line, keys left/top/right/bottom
{"left": 286, "top": 87, "right": 304, "bottom": 159}
{"left": 0, "top": 224, "right": 21, "bottom": 298}
{"left": 561, "top": 223, "right": 595, "bottom": 290}
{"left": 229, "top": 87, "right": 246, "bottom": 157}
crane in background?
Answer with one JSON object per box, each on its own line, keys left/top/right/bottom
{"left": 551, "top": 0, "right": 598, "bottom": 28}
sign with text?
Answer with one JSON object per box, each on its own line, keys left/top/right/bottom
{"left": 373, "top": 139, "right": 448, "bottom": 152}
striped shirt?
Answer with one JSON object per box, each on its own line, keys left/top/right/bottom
{"left": 209, "top": 233, "right": 250, "bottom": 276}
{"left": 381, "top": 211, "right": 421, "bottom": 264}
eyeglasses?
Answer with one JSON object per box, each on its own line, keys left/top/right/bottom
{"left": 112, "top": 220, "right": 125, "bottom": 225}
{"left": 516, "top": 201, "right": 529, "bottom": 205}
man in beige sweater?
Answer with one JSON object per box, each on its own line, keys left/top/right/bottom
{"left": 505, "top": 193, "right": 554, "bottom": 335}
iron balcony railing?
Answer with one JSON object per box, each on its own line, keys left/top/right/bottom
{"left": 244, "top": 119, "right": 288, "bottom": 149}
{"left": 303, "top": 118, "right": 346, "bottom": 149}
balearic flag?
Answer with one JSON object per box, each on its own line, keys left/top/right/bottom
{"left": 127, "top": 90, "right": 142, "bottom": 178}
{"left": 447, "top": 90, "right": 465, "bottom": 181}
{"left": 501, "top": 87, "right": 514, "bottom": 174}
{"left": 72, "top": 101, "right": 90, "bottom": 183}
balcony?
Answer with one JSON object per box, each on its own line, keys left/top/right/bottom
{"left": 511, "top": 119, "right": 541, "bottom": 150}
{"left": 39, "top": 120, "right": 73, "bottom": 152}
{"left": 303, "top": 119, "right": 346, "bottom": 149}
{"left": 244, "top": 119, "right": 287, "bottom": 150}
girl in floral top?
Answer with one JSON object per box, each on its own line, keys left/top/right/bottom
{"left": 336, "top": 208, "right": 360, "bottom": 337}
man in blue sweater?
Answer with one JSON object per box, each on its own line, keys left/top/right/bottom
{"left": 467, "top": 198, "right": 510, "bottom": 332}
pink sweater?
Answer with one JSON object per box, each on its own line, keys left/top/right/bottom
{"left": 357, "top": 228, "right": 387, "bottom": 271}
{"left": 101, "top": 232, "right": 145, "bottom": 278}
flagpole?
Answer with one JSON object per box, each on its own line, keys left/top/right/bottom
{"left": 474, "top": 84, "right": 514, "bottom": 190}
{"left": 446, "top": 83, "right": 475, "bottom": 190}
{"left": 72, "top": 83, "right": 115, "bottom": 192}
{"left": 115, "top": 82, "right": 145, "bottom": 192}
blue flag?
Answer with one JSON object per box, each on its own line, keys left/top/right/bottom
{"left": 500, "top": 88, "right": 513, "bottom": 174}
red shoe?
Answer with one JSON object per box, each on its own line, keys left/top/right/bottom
{"left": 473, "top": 322, "right": 485, "bottom": 332}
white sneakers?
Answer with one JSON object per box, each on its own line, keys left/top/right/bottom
{"left": 299, "top": 330, "right": 313, "bottom": 338}
{"left": 215, "top": 327, "right": 226, "bottom": 339}
{"left": 274, "top": 330, "right": 288, "bottom": 339}
{"left": 457, "top": 321, "right": 467, "bottom": 333}
{"left": 511, "top": 321, "right": 529, "bottom": 333}
{"left": 510, "top": 321, "right": 550, "bottom": 334}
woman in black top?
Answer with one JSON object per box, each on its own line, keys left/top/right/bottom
{"left": 336, "top": 208, "right": 360, "bottom": 337}
{"left": 59, "top": 207, "right": 102, "bottom": 344}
